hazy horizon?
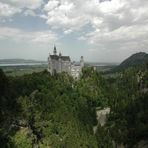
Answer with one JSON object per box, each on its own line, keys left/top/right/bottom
{"left": 0, "top": 57, "right": 120, "bottom": 64}
{"left": 0, "top": 51, "right": 147, "bottom": 64}
{"left": 0, "top": 0, "right": 148, "bottom": 63}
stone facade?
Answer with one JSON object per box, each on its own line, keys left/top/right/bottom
{"left": 48, "top": 46, "right": 84, "bottom": 79}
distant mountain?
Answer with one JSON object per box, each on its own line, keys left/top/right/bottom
{"left": 0, "top": 59, "right": 46, "bottom": 64}
{"left": 113, "top": 52, "right": 148, "bottom": 72}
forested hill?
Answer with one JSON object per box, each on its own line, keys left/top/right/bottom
{"left": 0, "top": 68, "right": 100, "bottom": 147}
{"left": 113, "top": 52, "right": 148, "bottom": 72}
{"left": 0, "top": 64, "right": 148, "bottom": 147}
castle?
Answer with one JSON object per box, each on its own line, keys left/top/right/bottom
{"left": 48, "top": 46, "right": 84, "bottom": 79}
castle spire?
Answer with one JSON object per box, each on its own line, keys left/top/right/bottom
{"left": 53, "top": 45, "right": 57, "bottom": 55}
{"left": 80, "top": 56, "right": 84, "bottom": 67}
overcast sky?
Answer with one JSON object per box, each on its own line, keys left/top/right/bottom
{"left": 0, "top": 0, "right": 148, "bottom": 62}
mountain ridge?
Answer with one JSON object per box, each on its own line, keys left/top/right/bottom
{"left": 113, "top": 52, "right": 148, "bottom": 72}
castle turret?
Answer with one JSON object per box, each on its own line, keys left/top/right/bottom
{"left": 59, "top": 52, "right": 62, "bottom": 73}
{"left": 59, "top": 52, "right": 62, "bottom": 57}
{"left": 53, "top": 45, "right": 57, "bottom": 55}
{"left": 80, "top": 56, "right": 84, "bottom": 67}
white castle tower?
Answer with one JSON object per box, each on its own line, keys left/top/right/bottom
{"left": 48, "top": 46, "right": 84, "bottom": 78}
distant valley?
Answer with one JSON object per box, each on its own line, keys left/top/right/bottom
{"left": 0, "top": 59, "right": 47, "bottom": 65}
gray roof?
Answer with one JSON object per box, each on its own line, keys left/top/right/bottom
{"left": 50, "top": 55, "right": 70, "bottom": 61}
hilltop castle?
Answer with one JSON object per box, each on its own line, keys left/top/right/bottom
{"left": 48, "top": 46, "right": 84, "bottom": 79}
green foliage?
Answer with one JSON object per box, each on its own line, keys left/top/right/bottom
{"left": 104, "top": 66, "right": 148, "bottom": 147}
{"left": 11, "top": 128, "right": 33, "bottom": 148}
{"left": 0, "top": 69, "right": 99, "bottom": 147}
{"left": 0, "top": 64, "right": 148, "bottom": 148}
{"left": 96, "top": 125, "right": 114, "bottom": 148}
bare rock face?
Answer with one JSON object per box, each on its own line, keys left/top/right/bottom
{"left": 134, "top": 140, "right": 148, "bottom": 148}
{"left": 93, "top": 107, "right": 110, "bottom": 134}
{"left": 96, "top": 108, "right": 110, "bottom": 126}
{"left": 117, "top": 143, "right": 125, "bottom": 148}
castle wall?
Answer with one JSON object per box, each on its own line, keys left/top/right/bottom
{"left": 61, "top": 61, "right": 71, "bottom": 74}
{"left": 71, "top": 65, "right": 82, "bottom": 79}
{"left": 48, "top": 50, "right": 84, "bottom": 78}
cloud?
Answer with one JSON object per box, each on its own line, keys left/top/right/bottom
{"left": 0, "top": 2, "right": 21, "bottom": 18}
{"left": 38, "top": 0, "right": 148, "bottom": 62}
{"left": 0, "top": 27, "right": 58, "bottom": 44}
{"left": 24, "top": 9, "right": 36, "bottom": 17}
{"left": 43, "top": 0, "right": 126, "bottom": 31}
{"left": 0, "top": 0, "right": 43, "bottom": 20}
{"left": 80, "top": 0, "right": 148, "bottom": 50}
{"left": 44, "top": 0, "right": 60, "bottom": 11}
{"left": 0, "top": 0, "right": 43, "bottom": 9}
{"left": 98, "top": 0, "right": 125, "bottom": 13}
{"left": 0, "top": 0, "right": 148, "bottom": 62}
{"left": 84, "top": 23, "right": 148, "bottom": 47}
{"left": 42, "top": 0, "right": 148, "bottom": 33}
{"left": 32, "top": 31, "right": 58, "bottom": 43}
{"left": 43, "top": 0, "right": 89, "bottom": 31}
{"left": 64, "top": 29, "right": 73, "bottom": 34}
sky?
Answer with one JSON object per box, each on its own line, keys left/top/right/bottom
{"left": 0, "top": 0, "right": 148, "bottom": 63}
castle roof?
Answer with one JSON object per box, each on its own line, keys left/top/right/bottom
{"left": 50, "top": 55, "right": 70, "bottom": 61}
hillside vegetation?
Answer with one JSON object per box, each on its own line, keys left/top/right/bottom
{"left": 113, "top": 52, "right": 148, "bottom": 72}
{"left": 0, "top": 61, "right": 148, "bottom": 147}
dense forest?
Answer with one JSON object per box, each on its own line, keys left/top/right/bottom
{"left": 0, "top": 63, "right": 148, "bottom": 147}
